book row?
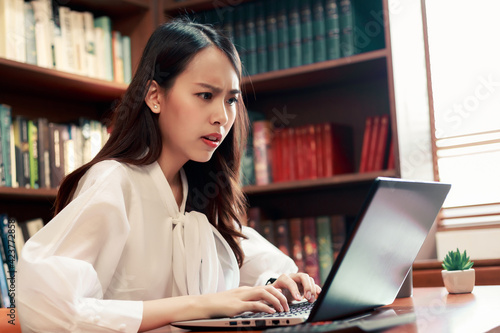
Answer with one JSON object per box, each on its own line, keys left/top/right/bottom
{"left": 0, "top": 0, "right": 132, "bottom": 83}
{"left": 0, "top": 104, "right": 109, "bottom": 189}
{"left": 192, "top": 0, "right": 385, "bottom": 76}
{"left": 242, "top": 117, "right": 354, "bottom": 186}
{"left": 359, "top": 114, "right": 394, "bottom": 173}
{"left": 247, "top": 208, "right": 353, "bottom": 286}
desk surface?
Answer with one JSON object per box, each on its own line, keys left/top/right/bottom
{"left": 152, "top": 286, "right": 500, "bottom": 333}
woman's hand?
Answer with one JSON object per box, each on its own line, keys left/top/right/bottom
{"left": 200, "top": 285, "right": 290, "bottom": 317}
{"left": 270, "top": 273, "right": 322, "bottom": 304}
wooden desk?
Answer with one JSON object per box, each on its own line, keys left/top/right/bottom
{"left": 153, "top": 286, "right": 500, "bottom": 333}
{"left": 2, "top": 286, "right": 499, "bottom": 332}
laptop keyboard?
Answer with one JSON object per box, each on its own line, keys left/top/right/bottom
{"left": 234, "top": 301, "right": 315, "bottom": 319}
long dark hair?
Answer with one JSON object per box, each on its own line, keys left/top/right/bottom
{"left": 54, "top": 19, "right": 249, "bottom": 266}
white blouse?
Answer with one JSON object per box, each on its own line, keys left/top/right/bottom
{"left": 17, "top": 160, "right": 297, "bottom": 332}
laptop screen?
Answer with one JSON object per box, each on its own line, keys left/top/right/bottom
{"left": 309, "top": 177, "right": 451, "bottom": 322}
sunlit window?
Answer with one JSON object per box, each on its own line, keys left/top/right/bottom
{"left": 426, "top": 0, "right": 500, "bottom": 228}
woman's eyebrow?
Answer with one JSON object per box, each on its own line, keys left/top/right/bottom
{"left": 195, "top": 82, "right": 240, "bottom": 95}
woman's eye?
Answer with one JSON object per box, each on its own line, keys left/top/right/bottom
{"left": 198, "top": 92, "right": 213, "bottom": 100}
{"left": 227, "top": 97, "right": 239, "bottom": 105}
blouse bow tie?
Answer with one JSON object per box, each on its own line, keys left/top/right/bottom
{"left": 169, "top": 211, "right": 239, "bottom": 296}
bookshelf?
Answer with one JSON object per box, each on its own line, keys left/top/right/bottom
{"left": 0, "top": 0, "right": 435, "bottom": 248}
{"left": 0, "top": 0, "right": 157, "bottom": 223}
{"left": 162, "top": 0, "right": 435, "bottom": 256}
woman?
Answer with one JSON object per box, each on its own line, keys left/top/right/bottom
{"left": 17, "top": 19, "right": 321, "bottom": 332}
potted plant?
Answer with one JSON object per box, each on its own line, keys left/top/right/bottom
{"left": 441, "top": 248, "right": 475, "bottom": 294}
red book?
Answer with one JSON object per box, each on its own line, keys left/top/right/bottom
{"left": 275, "top": 219, "right": 291, "bottom": 256}
{"left": 322, "top": 123, "right": 354, "bottom": 177}
{"left": 271, "top": 128, "right": 283, "bottom": 182}
{"left": 280, "top": 129, "right": 290, "bottom": 181}
{"left": 302, "top": 217, "right": 321, "bottom": 285}
{"left": 246, "top": 206, "right": 262, "bottom": 234}
{"left": 305, "top": 124, "right": 317, "bottom": 179}
{"left": 373, "top": 114, "right": 390, "bottom": 171}
{"left": 314, "top": 124, "right": 324, "bottom": 178}
{"left": 295, "top": 126, "right": 307, "bottom": 180}
{"left": 287, "top": 127, "right": 297, "bottom": 181}
{"left": 253, "top": 120, "right": 273, "bottom": 185}
{"left": 366, "top": 115, "right": 381, "bottom": 172}
{"left": 359, "top": 117, "right": 373, "bottom": 173}
{"left": 289, "top": 218, "right": 305, "bottom": 272}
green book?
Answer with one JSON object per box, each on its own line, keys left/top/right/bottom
{"left": 276, "top": 0, "right": 290, "bottom": 70}
{"left": 28, "top": 120, "right": 39, "bottom": 189}
{"left": 312, "top": 0, "right": 327, "bottom": 63}
{"left": 94, "top": 16, "right": 114, "bottom": 81}
{"left": 255, "top": 2, "right": 267, "bottom": 74}
{"left": 122, "top": 35, "right": 132, "bottom": 84}
{"left": 37, "top": 118, "right": 51, "bottom": 189}
{"left": 300, "top": 0, "right": 314, "bottom": 65}
{"left": 24, "top": 2, "right": 37, "bottom": 65}
{"left": 265, "top": 1, "right": 279, "bottom": 72}
{"left": 288, "top": 0, "right": 302, "bottom": 67}
{"left": 0, "top": 104, "right": 12, "bottom": 187}
{"left": 325, "top": 0, "right": 341, "bottom": 60}
{"left": 241, "top": 110, "right": 266, "bottom": 186}
{"left": 339, "top": 0, "right": 385, "bottom": 57}
{"left": 316, "top": 216, "right": 334, "bottom": 285}
{"left": 233, "top": 6, "right": 247, "bottom": 75}
{"left": 245, "top": 3, "right": 257, "bottom": 76}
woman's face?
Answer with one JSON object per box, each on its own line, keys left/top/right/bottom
{"left": 152, "top": 46, "right": 240, "bottom": 166}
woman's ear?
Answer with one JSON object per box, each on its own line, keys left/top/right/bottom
{"left": 145, "top": 80, "right": 162, "bottom": 114}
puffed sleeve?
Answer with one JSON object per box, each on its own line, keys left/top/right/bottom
{"left": 16, "top": 162, "right": 143, "bottom": 333}
{"left": 239, "top": 226, "right": 298, "bottom": 287}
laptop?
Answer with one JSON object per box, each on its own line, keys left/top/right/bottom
{"left": 172, "top": 177, "right": 451, "bottom": 330}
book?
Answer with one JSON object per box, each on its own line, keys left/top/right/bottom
{"left": 366, "top": 115, "right": 381, "bottom": 172}
{"left": 288, "top": 0, "right": 302, "bottom": 68}
{"left": 253, "top": 120, "right": 273, "bottom": 185}
{"left": 265, "top": 1, "right": 279, "bottom": 72}
{"left": 244, "top": 3, "right": 257, "bottom": 76}
{"left": 0, "top": 105, "right": 12, "bottom": 187}
{"left": 275, "top": 219, "right": 290, "bottom": 256}
{"left": 122, "top": 35, "right": 132, "bottom": 84}
{"left": 83, "top": 11, "right": 97, "bottom": 79}
{"left": 321, "top": 122, "right": 353, "bottom": 177}
{"left": 373, "top": 114, "right": 390, "bottom": 171}
{"left": 359, "top": 116, "right": 373, "bottom": 173}
{"left": 246, "top": 206, "right": 262, "bottom": 234}
{"left": 302, "top": 216, "right": 321, "bottom": 285}
{"left": 324, "top": 0, "right": 341, "bottom": 60}
{"left": 338, "top": 0, "right": 354, "bottom": 57}
{"left": 48, "top": 122, "right": 66, "bottom": 188}
{"left": 276, "top": 0, "right": 290, "bottom": 70}
{"left": 271, "top": 128, "right": 283, "bottom": 182}
{"left": 316, "top": 216, "right": 334, "bottom": 284}
{"left": 112, "top": 30, "right": 125, "bottom": 83}
{"left": 28, "top": 120, "right": 40, "bottom": 189}
{"left": 59, "top": 5, "right": 76, "bottom": 73}
{"left": 12, "top": 116, "right": 30, "bottom": 188}
{"left": 312, "top": 0, "right": 327, "bottom": 63}
{"left": 37, "top": 118, "right": 51, "bottom": 188}
{"left": 233, "top": 6, "right": 247, "bottom": 74}
{"left": 72, "top": 8, "right": 87, "bottom": 75}
{"left": 94, "top": 16, "right": 113, "bottom": 81}
{"left": 24, "top": 2, "right": 38, "bottom": 65}
{"left": 260, "top": 219, "right": 276, "bottom": 245}
{"left": 300, "top": 0, "right": 314, "bottom": 65}
{"left": 24, "top": 218, "right": 44, "bottom": 239}
{"left": 330, "top": 215, "right": 347, "bottom": 261}
{"left": 289, "top": 217, "right": 305, "bottom": 271}
{"left": 31, "top": 0, "right": 53, "bottom": 68}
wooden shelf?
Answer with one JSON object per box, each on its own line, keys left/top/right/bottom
{"left": 0, "top": 187, "right": 57, "bottom": 201}
{"left": 68, "top": 0, "right": 150, "bottom": 17}
{"left": 164, "top": 0, "right": 254, "bottom": 13}
{"left": 242, "top": 49, "right": 388, "bottom": 95}
{"left": 243, "top": 170, "right": 397, "bottom": 195}
{"left": 0, "top": 58, "right": 127, "bottom": 102}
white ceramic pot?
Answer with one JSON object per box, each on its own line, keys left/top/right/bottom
{"left": 441, "top": 269, "right": 475, "bottom": 294}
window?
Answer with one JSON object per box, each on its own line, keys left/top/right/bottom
{"left": 425, "top": 0, "right": 500, "bottom": 229}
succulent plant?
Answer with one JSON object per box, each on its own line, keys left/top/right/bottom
{"left": 442, "top": 248, "right": 474, "bottom": 271}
